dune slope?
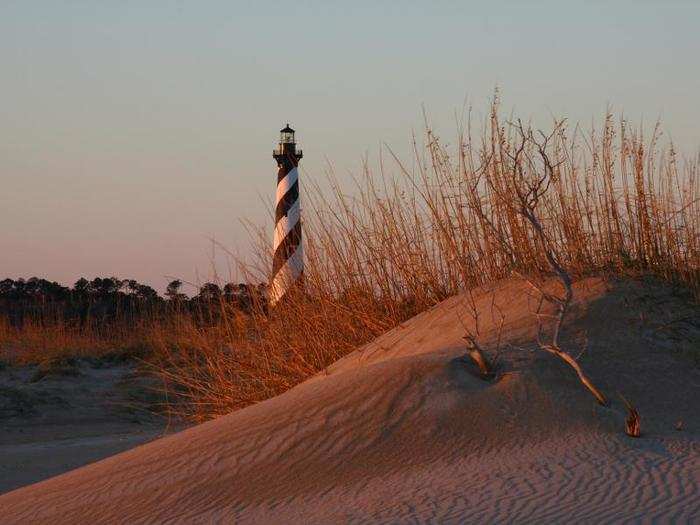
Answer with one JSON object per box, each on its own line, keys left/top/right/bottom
{"left": 1, "top": 277, "right": 698, "bottom": 524}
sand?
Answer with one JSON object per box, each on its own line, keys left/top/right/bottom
{"left": 0, "top": 277, "right": 698, "bottom": 523}
{"left": 0, "top": 361, "right": 176, "bottom": 494}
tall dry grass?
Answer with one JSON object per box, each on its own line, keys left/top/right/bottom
{"left": 0, "top": 317, "right": 151, "bottom": 366}
{"left": 149, "top": 98, "right": 698, "bottom": 421}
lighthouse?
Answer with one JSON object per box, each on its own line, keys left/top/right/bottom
{"left": 270, "top": 124, "right": 303, "bottom": 306}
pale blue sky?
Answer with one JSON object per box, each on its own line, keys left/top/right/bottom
{"left": 2, "top": 1, "right": 698, "bottom": 291}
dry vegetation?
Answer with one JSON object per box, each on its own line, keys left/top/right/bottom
{"left": 3, "top": 96, "right": 698, "bottom": 422}
{"left": 0, "top": 317, "right": 150, "bottom": 367}
{"left": 149, "top": 97, "right": 698, "bottom": 421}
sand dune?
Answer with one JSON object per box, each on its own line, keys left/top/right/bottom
{"left": 1, "top": 277, "right": 698, "bottom": 524}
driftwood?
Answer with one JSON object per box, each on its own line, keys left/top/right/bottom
{"left": 505, "top": 121, "right": 608, "bottom": 406}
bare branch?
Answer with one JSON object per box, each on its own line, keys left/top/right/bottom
{"left": 508, "top": 122, "right": 608, "bottom": 406}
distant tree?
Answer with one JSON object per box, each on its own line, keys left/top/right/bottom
{"left": 0, "top": 279, "right": 14, "bottom": 296}
{"left": 196, "top": 282, "right": 222, "bottom": 303}
{"left": 165, "top": 280, "right": 188, "bottom": 302}
{"left": 127, "top": 281, "right": 159, "bottom": 302}
{"left": 222, "top": 282, "right": 237, "bottom": 300}
{"left": 74, "top": 278, "right": 89, "bottom": 293}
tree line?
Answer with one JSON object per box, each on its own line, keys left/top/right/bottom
{"left": 0, "top": 277, "right": 267, "bottom": 327}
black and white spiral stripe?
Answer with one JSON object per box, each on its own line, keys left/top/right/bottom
{"left": 270, "top": 160, "right": 302, "bottom": 306}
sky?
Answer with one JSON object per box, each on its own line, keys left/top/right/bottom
{"left": 2, "top": 1, "right": 699, "bottom": 293}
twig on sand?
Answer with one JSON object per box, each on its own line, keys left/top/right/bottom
{"left": 462, "top": 333, "right": 494, "bottom": 379}
{"left": 458, "top": 288, "right": 500, "bottom": 380}
{"left": 619, "top": 393, "right": 641, "bottom": 437}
